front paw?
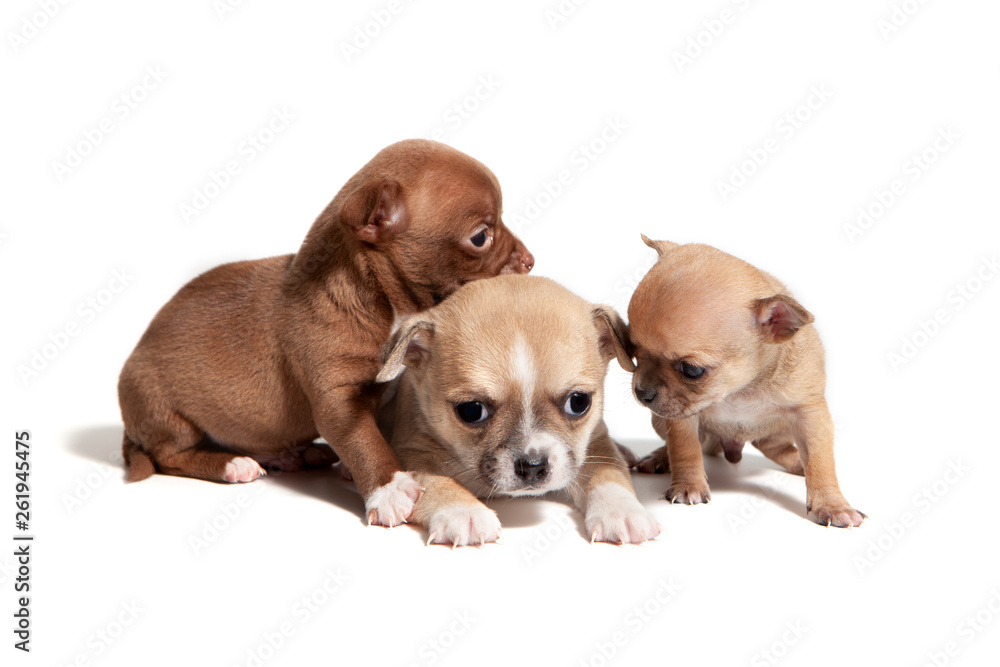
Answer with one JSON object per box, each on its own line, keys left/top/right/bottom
{"left": 663, "top": 479, "right": 711, "bottom": 505}
{"left": 808, "top": 501, "right": 866, "bottom": 528}
{"left": 635, "top": 445, "right": 670, "bottom": 474}
{"left": 365, "top": 471, "right": 423, "bottom": 527}
{"left": 427, "top": 505, "right": 502, "bottom": 547}
{"left": 586, "top": 483, "right": 661, "bottom": 544}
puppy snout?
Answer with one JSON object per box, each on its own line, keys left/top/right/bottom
{"left": 635, "top": 385, "right": 657, "bottom": 404}
{"left": 501, "top": 245, "right": 534, "bottom": 274}
{"left": 514, "top": 454, "right": 548, "bottom": 484}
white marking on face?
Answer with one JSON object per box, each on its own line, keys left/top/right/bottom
{"left": 510, "top": 335, "right": 535, "bottom": 433}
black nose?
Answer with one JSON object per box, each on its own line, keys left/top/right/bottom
{"left": 635, "top": 385, "right": 657, "bottom": 404}
{"left": 514, "top": 455, "right": 549, "bottom": 484}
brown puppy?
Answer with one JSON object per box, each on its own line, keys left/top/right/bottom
{"left": 118, "top": 139, "right": 533, "bottom": 527}
{"left": 626, "top": 236, "right": 864, "bottom": 527}
{"left": 376, "top": 275, "right": 660, "bottom": 546}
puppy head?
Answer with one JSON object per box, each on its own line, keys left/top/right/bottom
{"left": 335, "top": 140, "right": 533, "bottom": 306}
{"left": 377, "top": 275, "right": 629, "bottom": 496}
{"left": 627, "top": 237, "right": 813, "bottom": 419}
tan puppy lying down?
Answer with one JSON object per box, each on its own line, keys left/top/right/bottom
{"left": 375, "top": 274, "right": 660, "bottom": 547}
{"left": 627, "top": 236, "right": 864, "bottom": 527}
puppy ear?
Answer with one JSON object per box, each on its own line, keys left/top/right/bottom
{"left": 376, "top": 317, "right": 434, "bottom": 383}
{"left": 641, "top": 234, "right": 679, "bottom": 257}
{"left": 341, "top": 179, "right": 409, "bottom": 244}
{"left": 592, "top": 306, "right": 636, "bottom": 372}
{"left": 753, "top": 295, "right": 814, "bottom": 343}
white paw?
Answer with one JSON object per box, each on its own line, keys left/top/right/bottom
{"left": 223, "top": 456, "right": 266, "bottom": 483}
{"left": 365, "top": 471, "right": 423, "bottom": 527}
{"left": 586, "top": 483, "right": 661, "bottom": 544}
{"left": 427, "top": 505, "right": 502, "bottom": 547}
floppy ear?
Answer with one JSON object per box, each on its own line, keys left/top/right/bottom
{"left": 592, "top": 306, "right": 636, "bottom": 372}
{"left": 753, "top": 295, "right": 814, "bottom": 343}
{"left": 376, "top": 316, "right": 434, "bottom": 383}
{"left": 641, "top": 234, "right": 679, "bottom": 257}
{"left": 341, "top": 179, "right": 409, "bottom": 244}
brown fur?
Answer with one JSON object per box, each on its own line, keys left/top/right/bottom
{"left": 118, "top": 140, "right": 532, "bottom": 525}
{"left": 625, "top": 237, "right": 864, "bottom": 527}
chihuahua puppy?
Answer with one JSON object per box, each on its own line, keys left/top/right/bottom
{"left": 626, "top": 237, "right": 863, "bottom": 527}
{"left": 118, "top": 140, "right": 533, "bottom": 526}
{"left": 375, "top": 275, "right": 660, "bottom": 546}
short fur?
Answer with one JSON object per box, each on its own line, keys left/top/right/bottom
{"left": 625, "top": 237, "right": 864, "bottom": 527}
{"left": 377, "top": 275, "right": 660, "bottom": 546}
{"left": 118, "top": 139, "right": 533, "bottom": 526}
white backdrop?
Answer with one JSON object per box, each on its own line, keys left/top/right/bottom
{"left": 3, "top": 1, "right": 999, "bottom": 666}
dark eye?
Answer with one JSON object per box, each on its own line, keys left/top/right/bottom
{"left": 455, "top": 401, "right": 489, "bottom": 424}
{"left": 563, "top": 392, "right": 591, "bottom": 418}
{"left": 470, "top": 230, "right": 488, "bottom": 248}
{"left": 678, "top": 362, "right": 705, "bottom": 379}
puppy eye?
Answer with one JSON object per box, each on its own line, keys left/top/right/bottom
{"left": 455, "top": 401, "right": 489, "bottom": 424}
{"left": 470, "top": 230, "right": 488, "bottom": 247}
{"left": 562, "top": 392, "right": 591, "bottom": 418}
{"left": 678, "top": 362, "right": 705, "bottom": 379}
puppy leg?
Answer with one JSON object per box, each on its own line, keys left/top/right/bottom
{"left": 793, "top": 401, "right": 865, "bottom": 527}
{"left": 319, "top": 406, "right": 421, "bottom": 527}
{"left": 654, "top": 415, "right": 711, "bottom": 504}
{"left": 253, "top": 443, "right": 339, "bottom": 472}
{"left": 635, "top": 445, "right": 670, "bottom": 474}
{"left": 636, "top": 415, "right": 673, "bottom": 473}
{"left": 410, "top": 472, "right": 502, "bottom": 547}
{"left": 753, "top": 432, "right": 804, "bottom": 475}
{"left": 573, "top": 423, "right": 661, "bottom": 544}
{"left": 124, "top": 408, "right": 266, "bottom": 483}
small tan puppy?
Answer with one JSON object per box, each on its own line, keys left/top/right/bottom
{"left": 118, "top": 139, "right": 533, "bottom": 527}
{"left": 375, "top": 275, "right": 660, "bottom": 546}
{"left": 626, "top": 236, "right": 864, "bottom": 527}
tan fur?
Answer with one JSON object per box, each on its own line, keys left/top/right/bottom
{"left": 118, "top": 140, "right": 533, "bottom": 525}
{"left": 626, "top": 239, "right": 864, "bottom": 527}
{"left": 378, "top": 275, "right": 660, "bottom": 546}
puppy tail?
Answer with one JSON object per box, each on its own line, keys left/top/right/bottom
{"left": 122, "top": 433, "right": 156, "bottom": 482}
